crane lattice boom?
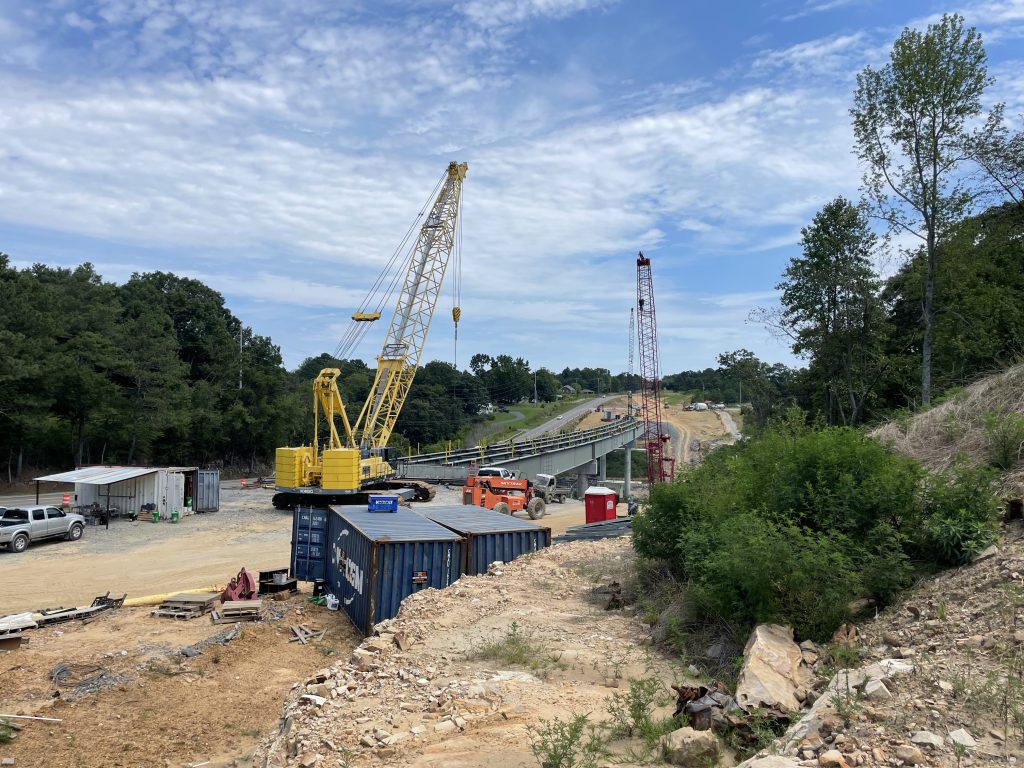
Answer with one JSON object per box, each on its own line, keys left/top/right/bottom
{"left": 354, "top": 161, "right": 468, "bottom": 450}
{"left": 636, "top": 251, "right": 674, "bottom": 484}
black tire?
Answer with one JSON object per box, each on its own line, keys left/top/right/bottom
{"left": 67, "top": 523, "right": 84, "bottom": 541}
{"left": 493, "top": 501, "right": 511, "bottom": 516}
{"left": 527, "top": 498, "right": 546, "bottom": 520}
{"left": 10, "top": 534, "right": 29, "bottom": 554}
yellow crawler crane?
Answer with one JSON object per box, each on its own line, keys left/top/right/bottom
{"left": 273, "top": 161, "right": 467, "bottom": 509}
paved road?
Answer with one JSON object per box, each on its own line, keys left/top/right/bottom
{"left": 517, "top": 395, "right": 615, "bottom": 440}
{"left": 0, "top": 490, "right": 63, "bottom": 507}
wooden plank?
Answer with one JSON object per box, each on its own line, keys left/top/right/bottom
{"left": 164, "top": 593, "right": 220, "bottom": 605}
{"left": 218, "top": 600, "right": 262, "bottom": 613}
{"left": 210, "top": 610, "right": 260, "bottom": 625}
{"left": 0, "top": 613, "right": 37, "bottom": 632}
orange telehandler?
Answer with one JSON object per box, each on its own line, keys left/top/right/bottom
{"left": 461, "top": 474, "right": 546, "bottom": 519}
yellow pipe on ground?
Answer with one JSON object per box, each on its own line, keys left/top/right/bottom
{"left": 121, "top": 585, "right": 224, "bottom": 608}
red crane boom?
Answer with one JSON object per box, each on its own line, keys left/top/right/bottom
{"left": 636, "top": 251, "right": 675, "bottom": 484}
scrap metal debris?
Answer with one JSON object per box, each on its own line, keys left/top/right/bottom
{"left": 672, "top": 681, "right": 737, "bottom": 732}
{"left": 179, "top": 626, "right": 242, "bottom": 658}
{"left": 50, "top": 662, "right": 129, "bottom": 699}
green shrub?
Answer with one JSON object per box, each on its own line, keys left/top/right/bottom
{"left": 683, "top": 513, "right": 862, "bottom": 640}
{"left": 605, "top": 676, "right": 664, "bottom": 739}
{"left": 920, "top": 465, "right": 1000, "bottom": 565}
{"left": 984, "top": 410, "right": 1024, "bottom": 470}
{"left": 527, "top": 713, "right": 608, "bottom": 768}
{"left": 633, "top": 417, "right": 998, "bottom": 642}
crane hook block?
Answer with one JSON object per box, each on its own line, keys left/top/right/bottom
{"left": 352, "top": 311, "right": 382, "bottom": 322}
{"left": 452, "top": 306, "right": 461, "bottom": 324}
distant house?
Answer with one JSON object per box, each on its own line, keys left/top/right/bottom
{"left": 580, "top": 388, "right": 595, "bottom": 394}
{"left": 559, "top": 385, "right": 575, "bottom": 394}
{"left": 478, "top": 403, "right": 495, "bottom": 415}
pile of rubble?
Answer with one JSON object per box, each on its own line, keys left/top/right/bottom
{"left": 256, "top": 537, "right": 664, "bottom": 768}
{"left": 738, "top": 524, "right": 1024, "bottom": 768}
{"left": 261, "top": 630, "right": 508, "bottom": 766}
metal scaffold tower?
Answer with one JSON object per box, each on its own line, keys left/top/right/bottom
{"left": 635, "top": 251, "right": 675, "bottom": 484}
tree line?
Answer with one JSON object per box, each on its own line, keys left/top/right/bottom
{"left": 0, "top": 260, "right": 635, "bottom": 478}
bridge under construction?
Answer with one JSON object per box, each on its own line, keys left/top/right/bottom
{"left": 397, "top": 416, "right": 642, "bottom": 498}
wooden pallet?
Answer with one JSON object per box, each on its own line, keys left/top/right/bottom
{"left": 151, "top": 592, "right": 219, "bottom": 620}
{"left": 210, "top": 599, "right": 262, "bottom": 624}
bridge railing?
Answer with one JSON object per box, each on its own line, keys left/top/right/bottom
{"left": 399, "top": 417, "right": 641, "bottom": 468}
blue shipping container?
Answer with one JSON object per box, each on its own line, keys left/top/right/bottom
{"left": 326, "top": 506, "right": 463, "bottom": 635}
{"left": 291, "top": 506, "right": 328, "bottom": 582}
{"left": 367, "top": 494, "right": 399, "bottom": 513}
{"left": 413, "top": 504, "right": 551, "bottom": 576}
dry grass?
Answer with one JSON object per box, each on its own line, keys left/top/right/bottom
{"left": 871, "top": 364, "right": 1024, "bottom": 497}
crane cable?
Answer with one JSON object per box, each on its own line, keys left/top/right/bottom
{"left": 452, "top": 179, "right": 463, "bottom": 369}
{"left": 334, "top": 172, "right": 446, "bottom": 362}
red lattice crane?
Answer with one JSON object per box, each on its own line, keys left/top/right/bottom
{"left": 636, "top": 251, "right": 675, "bottom": 484}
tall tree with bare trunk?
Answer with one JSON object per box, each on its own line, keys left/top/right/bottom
{"left": 851, "top": 13, "right": 994, "bottom": 407}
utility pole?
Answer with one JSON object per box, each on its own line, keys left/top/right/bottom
{"left": 239, "top": 325, "right": 243, "bottom": 391}
{"left": 533, "top": 371, "right": 538, "bottom": 404}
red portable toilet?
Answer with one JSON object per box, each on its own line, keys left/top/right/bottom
{"left": 584, "top": 487, "right": 618, "bottom": 523}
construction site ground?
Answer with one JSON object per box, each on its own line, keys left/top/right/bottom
{"left": 256, "top": 536, "right": 685, "bottom": 768}
{"left": 575, "top": 397, "right": 736, "bottom": 467}
{"left": 0, "top": 491, "right": 650, "bottom": 768}
{"left": 0, "top": 488, "right": 596, "bottom": 615}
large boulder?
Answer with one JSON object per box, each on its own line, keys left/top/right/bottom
{"left": 735, "top": 625, "right": 809, "bottom": 715}
{"left": 660, "top": 727, "right": 722, "bottom": 766}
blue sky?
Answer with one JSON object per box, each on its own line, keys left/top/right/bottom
{"left": 1, "top": 0, "right": 1022, "bottom": 374}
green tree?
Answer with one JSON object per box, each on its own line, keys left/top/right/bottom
{"left": 116, "top": 279, "right": 189, "bottom": 462}
{"left": 774, "top": 198, "right": 887, "bottom": 425}
{"left": 974, "top": 105, "right": 1024, "bottom": 204}
{"left": 851, "top": 13, "right": 994, "bottom": 406}
{"left": 883, "top": 201, "right": 1024, "bottom": 393}
{"left": 716, "top": 350, "right": 795, "bottom": 429}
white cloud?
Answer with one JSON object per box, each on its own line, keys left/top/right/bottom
{"left": 782, "top": 0, "right": 869, "bottom": 22}
{"left": 12, "top": 0, "right": 1011, "bottom": 372}
{"left": 754, "top": 31, "right": 867, "bottom": 75}
{"left": 457, "top": 0, "right": 615, "bottom": 30}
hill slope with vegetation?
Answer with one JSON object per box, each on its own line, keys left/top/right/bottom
{"left": 873, "top": 364, "right": 1024, "bottom": 497}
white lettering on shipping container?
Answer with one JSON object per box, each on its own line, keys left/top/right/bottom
{"left": 332, "top": 538, "right": 363, "bottom": 596}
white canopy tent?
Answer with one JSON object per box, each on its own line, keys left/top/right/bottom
{"left": 34, "top": 466, "right": 198, "bottom": 520}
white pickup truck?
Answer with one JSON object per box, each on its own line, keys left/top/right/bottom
{"left": 0, "top": 506, "right": 86, "bottom": 554}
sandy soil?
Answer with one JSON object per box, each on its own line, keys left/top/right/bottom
{"left": 659, "top": 404, "right": 731, "bottom": 466}
{"left": 0, "top": 484, "right": 623, "bottom": 768}
{"left": 0, "top": 488, "right": 292, "bottom": 614}
{"left": 575, "top": 396, "right": 629, "bottom": 431}
{"left": 0, "top": 593, "right": 362, "bottom": 768}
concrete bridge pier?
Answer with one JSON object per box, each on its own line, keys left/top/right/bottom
{"left": 597, "top": 455, "right": 607, "bottom": 482}
{"left": 575, "top": 460, "right": 598, "bottom": 497}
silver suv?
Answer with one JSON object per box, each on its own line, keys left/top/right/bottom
{"left": 0, "top": 505, "right": 86, "bottom": 554}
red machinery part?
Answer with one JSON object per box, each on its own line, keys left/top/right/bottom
{"left": 222, "top": 567, "right": 258, "bottom": 602}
